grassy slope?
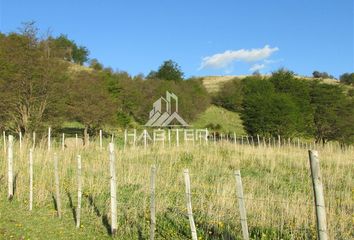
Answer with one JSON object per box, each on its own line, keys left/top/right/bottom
{"left": 201, "top": 75, "right": 342, "bottom": 94}
{"left": 192, "top": 105, "right": 246, "bottom": 135}
{"left": 0, "top": 141, "right": 352, "bottom": 239}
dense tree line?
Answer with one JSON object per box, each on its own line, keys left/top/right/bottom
{"left": 214, "top": 70, "right": 354, "bottom": 145}
{"left": 0, "top": 24, "right": 210, "bottom": 140}
{"left": 0, "top": 23, "right": 352, "bottom": 145}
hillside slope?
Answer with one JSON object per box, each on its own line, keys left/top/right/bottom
{"left": 192, "top": 105, "right": 246, "bottom": 134}
{"left": 201, "top": 75, "right": 340, "bottom": 93}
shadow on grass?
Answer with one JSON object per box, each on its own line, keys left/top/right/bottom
{"left": 51, "top": 194, "right": 58, "bottom": 214}
{"left": 8, "top": 173, "right": 18, "bottom": 201}
{"left": 85, "top": 194, "right": 112, "bottom": 236}
{"left": 66, "top": 192, "right": 77, "bottom": 225}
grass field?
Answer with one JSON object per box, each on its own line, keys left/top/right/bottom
{"left": 0, "top": 137, "right": 352, "bottom": 239}
{"left": 200, "top": 75, "right": 342, "bottom": 94}
{"left": 192, "top": 105, "right": 246, "bottom": 135}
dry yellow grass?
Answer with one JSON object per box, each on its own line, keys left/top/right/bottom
{"left": 201, "top": 75, "right": 342, "bottom": 94}
{"left": 0, "top": 137, "right": 352, "bottom": 239}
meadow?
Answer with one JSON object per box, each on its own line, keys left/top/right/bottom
{"left": 0, "top": 135, "right": 352, "bottom": 240}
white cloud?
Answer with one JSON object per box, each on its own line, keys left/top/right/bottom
{"left": 249, "top": 63, "right": 266, "bottom": 72}
{"left": 199, "top": 45, "right": 279, "bottom": 70}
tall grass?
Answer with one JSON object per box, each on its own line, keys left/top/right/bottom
{"left": 0, "top": 137, "right": 352, "bottom": 239}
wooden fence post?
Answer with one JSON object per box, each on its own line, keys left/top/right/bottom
{"left": 234, "top": 170, "right": 249, "bottom": 240}
{"left": 29, "top": 148, "right": 33, "bottom": 210}
{"left": 109, "top": 143, "right": 118, "bottom": 236}
{"left": 183, "top": 169, "right": 197, "bottom": 240}
{"left": 7, "top": 135, "right": 14, "bottom": 200}
{"left": 32, "top": 131, "right": 36, "bottom": 148}
{"left": 144, "top": 129, "right": 148, "bottom": 150}
{"left": 76, "top": 155, "right": 82, "bottom": 228}
{"left": 176, "top": 129, "right": 180, "bottom": 147}
{"left": 75, "top": 134, "right": 78, "bottom": 148}
{"left": 133, "top": 129, "right": 137, "bottom": 147}
{"left": 99, "top": 130, "right": 103, "bottom": 151}
{"left": 124, "top": 129, "right": 127, "bottom": 149}
{"left": 62, "top": 133, "right": 65, "bottom": 151}
{"left": 168, "top": 129, "right": 171, "bottom": 147}
{"left": 308, "top": 150, "right": 328, "bottom": 240}
{"left": 278, "top": 135, "right": 281, "bottom": 148}
{"left": 48, "top": 127, "right": 51, "bottom": 151}
{"left": 150, "top": 165, "right": 156, "bottom": 240}
{"left": 19, "top": 131, "right": 22, "bottom": 153}
{"left": 3, "top": 131, "right": 6, "bottom": 154}
{"left": 54, "top": 153, "right": 62, "bottom": 218}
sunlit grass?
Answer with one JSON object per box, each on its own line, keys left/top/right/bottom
{"left": 0, "top": 138, "right": 352, "bottom": 239}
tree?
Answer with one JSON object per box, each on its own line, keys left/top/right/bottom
{"left": 66, "top": 71, "right": 116, "bottom": 144}
{"left": 241, "top": 77, "right": 300, "bottom": 137}
{"left": 213, "top": 78, "right": 244, "bottom": 112}
{"left": 270, "top": 69, "right": 314, "bottom": 136}
{"left": 335, "top": 98, "right": 354, "bottom": 146}
{"left": 154, "top": 60, "right": 184, "bottom": 81}
{"left": 0, "top": 23, "right": 69, "bottom": 134}
{"left": 339, "top": 72, "right": 354, "bottom": 85}
{"left": 51, "top": 34, "right": 89, "bottom": 65}
{"left": 89, "top": 58, "right": 103, "bottom": 71}
{"left": 312, "top": 71, "right": 334, "bottom": 79}
{"left": 310, "top": 82, "right": 346, "bottom": 144}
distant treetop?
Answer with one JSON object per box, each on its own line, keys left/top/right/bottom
{"left": 147, "top": 60, "right": 184, "bottom": 81}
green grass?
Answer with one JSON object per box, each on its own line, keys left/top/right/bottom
{"left": 0, "top": 139, "right": 352, "bottom": 239}
{"left": 0, "top": 197, "right": 113, "bottom": 239}
{"left": 192, "top": 105, "right": 246, "bottom": 135}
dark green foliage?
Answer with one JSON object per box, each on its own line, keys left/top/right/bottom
{"left": 310, "top": 82, "right": 351, "bottom": 144}
{"left": 312, "top": 70, "right": 335, "bottom": 79}
{"left": 213, "top": 78, "right": 243, "bottom": 112}
{"left": 89, "top": 58, "right": 103, "bottom": 71}
{"left": 66, "top": 70, "right": 116, "bottom": 142}
{"left": 0, "top": 23, "right": 69, "bottom": 134}
{"left": 106, "top": 71, "right": 209, "bottom": 125}
{"left": 269, "top": 69, "right": 314, "bottom": 136}
{"left": 339, "top": 72, "right": 354, "bottom": 85}
{"left": 335, "top": 98, "right": 354, "bottom": 145}
{"left": 51, "top": 34, "right": 89, "bottom": 65}
{"left": 242, "top": 87, "right": 299, "bottom": 137}
{"left": 148, "top": 60, "right": 184, "bottom": 81}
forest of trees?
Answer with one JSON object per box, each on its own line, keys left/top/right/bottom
{"left": 213, "top": 70, "right": 354, "bottom": 145}
{"left": 0, "top": 23, "right": 210, "bottom": 143}
{"left": 0, "top": 23, "right": 353, "bottom": 145}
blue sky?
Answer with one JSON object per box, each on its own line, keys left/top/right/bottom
{"left": 0, "top": 0, "right": 353, "bottom": 78}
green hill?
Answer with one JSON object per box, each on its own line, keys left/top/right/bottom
{"left": 191, "top": 105, "right": 246, "bottom": 134}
